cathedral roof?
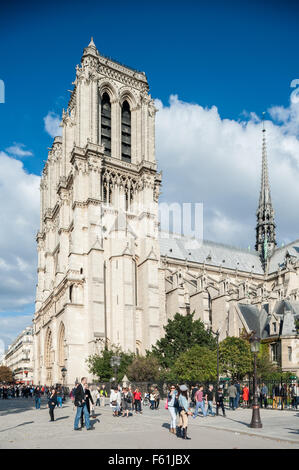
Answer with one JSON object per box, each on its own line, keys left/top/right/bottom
{"left": 268, "top": 239, "right": 299, "bottom": 273}
{"left": 238, "top": 304, "right": 269, "bottom": 339}
{"left": 159, "top": 233, "right": 264, "bottom": 275}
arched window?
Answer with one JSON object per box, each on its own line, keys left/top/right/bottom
{"left": 121, "top": 100, "right": 131, "bottom": 162}
{"left": 101, "top": 92, "right": 111, "bottom": 156}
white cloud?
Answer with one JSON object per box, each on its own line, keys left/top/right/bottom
{"left": 0, "top": 314, "right": 33, "bottom": 350}
{"left": 0, "top": 151, "right": 40, "bottom": 312}
{"left": 5, "top": 143, "right": 33, "bottom": 157}
{"left": 44, "top": 111, "right": 62, "bottom": 138}
{"left": 155, "top": 94, "right": 299, "bottom": 249}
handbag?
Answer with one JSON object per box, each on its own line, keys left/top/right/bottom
{"left": 111, "top": 400, "right": 117, "bottom": 406}
{"left": 165, "top": 399, "right": 168, "bottom": 410}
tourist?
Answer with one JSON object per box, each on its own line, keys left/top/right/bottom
{"left": 215, "top": 387, "right": 226, "bottom": 416}
{"left": 192, "top": 385, "right": 207, "bottom": 418}
{"left": 228, "top": 382, "right": 237, "bottom": 410}
{"left": 149, "top": 390, "right": 155, "bottom": 410}
{"left": 154, "top": 387, "right": 160, "bottom": 410}
{"left": 99, "top": 385, "right": 108, "bottom": 407}
{"left": 56, "top": 386, "right": 63, "bottom": 408}
{"left": 84, "top": 383, "right": 94, "bottom": 417}
{"left": 190, "top": 384, "right": 199, "bottom": 408}
{"left": 177, "top": 385, "right": 192, "bottom": 440}
{"left": 74, "top": 377, "right": 93, "bottom": 431}
{"left": 205, "top": 384, "right": 215, "bottom": 416}
{"left": 121, "top": 387, "right": 133, "bottom": 417}
{"left": 260, "top": 383, "right": 268, "bottom": 408}
{"left": 234, "top": 381, "right": 241, "bottom": 409}
{"left": 48, "top": 387, "right": 58, "bottom": 422}
{"left": 90, "top": 385, "right": 98, "bottom": 414}
{"left": 34, "top": 386, "right": 42, "bottom": 410}
{"left": 133, "top": 387, "right": 142, "bottom": 414}
{"left": 110, "top": 386, "right": 121, "bottom": 417}
{"left": 167, "top": 385, "right": 178, "bottom": 434}
{"left": 242, "top": 384, "right": 249, "bottom": 408}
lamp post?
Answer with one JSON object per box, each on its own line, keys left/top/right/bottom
{"left": 61, "top": 367, "right": 67, "bottom": 387}
{"left": 249, "top": 334, "right": 262, "bottom": 428}
{"left": 209, "top": 328, "right": 220, "bottom": 388}
{"left": 110, "top": 355, "right": 121, "bottom": 385}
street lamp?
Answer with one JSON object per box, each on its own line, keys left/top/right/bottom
{"left": 249, "top": 334, "right": 262, "bottom": 428}
{"left": 61, "top": 367, "right": 67, "bottom": 387}
{"left": 209, "top": 328, "right": 220, "bottom": 388}
{"left": 110, "top": 355, "right": 121, "bottom": 385}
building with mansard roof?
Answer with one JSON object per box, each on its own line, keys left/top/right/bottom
{"left": 33, "top": 40, "right": 298, "bottom": 386}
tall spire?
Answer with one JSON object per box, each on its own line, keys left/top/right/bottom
{"left": 255, "top": 112, "right": 276, "bottom": 266}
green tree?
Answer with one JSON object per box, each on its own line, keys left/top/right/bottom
{"left": 256, "top": 343, "right": 279, "bottom": 379}
{"left": 219, "top": 336, "right": 252, "bottom": 380}
{"left": 127, "top": 356, "right": 161, "bottom": 382}
{"left": 170, "top": 345, "right": 217, "bottom": 383}
{"left": 0, "top": 366, "right": 13, "bottom": 382}
{"left": 86, "top": 346, "right": 135, "bottom": 382}
{"left": 149, "top": 312, "right": 217, "bottom": 368}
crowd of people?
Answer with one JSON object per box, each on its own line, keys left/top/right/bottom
{"left": 1, "top": 379, "right": 299, "bottom": 441}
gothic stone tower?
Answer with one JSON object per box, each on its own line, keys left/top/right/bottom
{"left": 33, "top": 39, "right": 162, "bottom": 386}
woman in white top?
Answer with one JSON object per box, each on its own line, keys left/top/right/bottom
{"left": 110, "top": 386, "right": 121, "bottom": 416}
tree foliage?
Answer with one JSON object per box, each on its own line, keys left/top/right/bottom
{"left": 219, "top": 336, "right": 252, "bottom": 380}
{"left": 149, "top": 312, "right": 217, "bottom": 368}
{"left": 86, "top": 346, "right": 135, "bottom": 382}
{"left": 170, "top": 345, "right": 217, "bottom": 383}
{"left": 0, "top": 366, "right": 13, "bottom": 382}
{"left": 256, "top": 343, "right": 279, "bottom": 379}
{"left": 127, "top": 356, "right": 161, "bottom": 382}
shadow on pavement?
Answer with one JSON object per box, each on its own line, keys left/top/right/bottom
{"left": 162, "top": 422, "right": 170, "bottom": 430}
{"left": 55, "top": 416, "right": 69, "bottom": 421}
{"left": 0, "top": 421, "right": 34, "bottom": 433}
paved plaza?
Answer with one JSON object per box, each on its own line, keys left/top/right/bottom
{"left": 0, "top": 397, "right": 298, "bottom": 449}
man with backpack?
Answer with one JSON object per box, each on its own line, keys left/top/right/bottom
{"left": 192, "top": 385, "right": 207, "bottom": 418}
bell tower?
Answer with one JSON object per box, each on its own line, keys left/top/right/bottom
{"left": 34, "top": 39, "right": 162, "bottom": 385}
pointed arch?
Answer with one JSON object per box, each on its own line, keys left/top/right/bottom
{"left": 121, "top": 100, "right": 131, "bottom": 162}
{"left": 44, "top": 328, "right": 53, "bottom": 369}
{"left": 57, "top": 322, "right": 66, "bottom": 367}
{"left": 101, "top": 92, "right": 112, "bottom": 156}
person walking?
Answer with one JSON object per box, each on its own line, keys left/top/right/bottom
{"left": 99, "top": 385, "right": 108, "bottom": 407}
{"left": 260, "top": 383, "right": 268, "bottom": 408}
{"left": 234, "top": 381, "right": 241, "bottom": 409}
{"left": 48, "top": 387, "right": 57, "bottom": 422}
{"left": 228, "top": 382, "right": 237, "bottom": 410}
{"left": 74, "top": 377, "right": 93, "bottom": 431}
{"left": 242, "top": 384, "right": 249, "bottom": 408}
{"left": 177, "top": 385, "right": 192, "bottom": 440}
{"left": 56, "top": 387, "right": 63, "bottom": 408}
{"left": 34, "top": 386, "right": 42, "bottom": 410}
{"left": 90, "top": 385, "right": 98, "bottom": 416}
{"left": 154, "top": 387, "right": 160, "bottom": 410}
{"left": 121, "top": 387, "right": 133, "bottom": 417}
{"left": 133, "top": 388, "right": 142, "bottom": 414}
{"left": 205, "top": 384, "right": 215, "bottom": 416}
{"left": 215, "top": 387, "right": 226, "bottom": 417}
{"left": 149, "top": 390, "right": 155, "bottom": 410}
{"left": 110, "top": 386, "right": 121, "bottom": 417}
{"left": 192, "top": 385, "right": 207, "bottom": 418}
{"left": 84, "top": 383, "right": 94, "bottom": 417}
{"left": 167, "top": 385, "right": 178, "bottom": 434}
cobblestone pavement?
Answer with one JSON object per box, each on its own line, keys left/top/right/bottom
{"left": 0, "top": 398, "right": 298, "bottom": 449}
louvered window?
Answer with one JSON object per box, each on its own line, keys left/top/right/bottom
{"left": 101, "top": 93, "right": 111, "bottom": 156}
{"left": 121, "top": 100, "right": 131, "bottom": 162}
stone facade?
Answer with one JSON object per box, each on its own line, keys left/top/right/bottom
{"left": 3, "top": 326, "right": 34, "bottom": 384}
{"left": 33, "top": 40, "right": 299, "bottom": 386}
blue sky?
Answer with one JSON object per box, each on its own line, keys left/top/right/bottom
{"left": 1, "top": 0, "right": 299, "bottom": 348}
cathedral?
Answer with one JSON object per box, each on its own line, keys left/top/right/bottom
{"left": 33, "top": 40, "right": 299, "bottom": 386}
